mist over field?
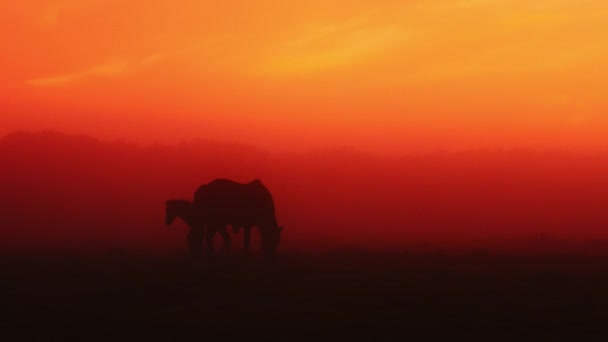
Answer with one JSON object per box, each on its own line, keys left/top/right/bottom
{"left": 2, "top": 130, "right": 607, "bottom": 255}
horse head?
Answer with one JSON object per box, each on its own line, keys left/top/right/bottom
{"left": 165, "top": 199, "right": 191, "bottom": 226}
{"left": 262, "top": 225, "right": 284, "bottom": 256}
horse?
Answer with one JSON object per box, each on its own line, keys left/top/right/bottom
{"left": 165, "top": 199, "right": 232, "bottom": 256}
{"left": 192, "top": 179, "right": 283, "bottom": 258}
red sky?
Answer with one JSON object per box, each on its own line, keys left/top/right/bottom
{"left": 2, "top": 0, "right": 607, "bottom": 154}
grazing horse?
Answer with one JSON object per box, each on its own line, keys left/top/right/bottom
{"left": 192, "top": 179, "right": 283, "bottom": 258}
{"left": 165, "top": 199, "right": 231, "bottom": 256}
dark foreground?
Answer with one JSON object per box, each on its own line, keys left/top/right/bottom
{"left": 3, "top": 249, "right": 608, "bottom": 341}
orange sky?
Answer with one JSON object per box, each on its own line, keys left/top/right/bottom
{"left": 1, "top": 0, "right": 607, "bottom": 154}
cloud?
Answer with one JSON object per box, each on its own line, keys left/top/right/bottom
{"left": 140, "top": 53, "right": 166, "bottom": 67}
{"left": 26, "top": 60, "right": 128, "bottom": 86}
{"left": 250, "top": 16, "right": 404, "bottom": 77}
{"left": 26, "top": 53, "right": 165, "bottom": 87}
{"left": 39, "top": 0, "right": 97, "bottom": 27}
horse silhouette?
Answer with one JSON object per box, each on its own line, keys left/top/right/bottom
{"left": 192, "top": 179, "right": 283, "bottom": 258}
{"left": 165, "top": 199, "right": 231, "bottom": 256}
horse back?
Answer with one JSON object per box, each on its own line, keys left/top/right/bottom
{"left": 193, "top": 179, "right": 276, "bottom": 224}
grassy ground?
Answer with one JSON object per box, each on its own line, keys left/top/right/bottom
{"left": 3, "top": 249, "right": 608, "bottom": 341}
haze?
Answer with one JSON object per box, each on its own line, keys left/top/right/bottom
{"left": 2, "top": 0, "right": 608, "bottom": 154}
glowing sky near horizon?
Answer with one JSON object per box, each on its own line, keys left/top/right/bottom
{"left": 1, "top": 0, "right": 607, "bottom": 153}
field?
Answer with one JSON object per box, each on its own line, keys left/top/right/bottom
{"left": 3, "top": 249, "right": 608, "bottom": 341}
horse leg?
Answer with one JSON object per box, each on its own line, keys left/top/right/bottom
{"left": 232, "top": 224, "right": 241, "bottom": 234}
{"left": 187, "top": 231, "right": 196, "bottom": 255}
{"left": 219, "top": 226, "right": 232, "bottom": 256}
{"left": 243, "top": 226, "right": 252, "bottom": 255}
{"left": 205, "top": 228, "right": 216, "bottom": 257}
{"left": 187, "top": 229, "right": 203, "bottom": 257}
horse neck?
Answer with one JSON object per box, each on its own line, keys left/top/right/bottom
{"left": 177, "top": 207, "right": 196, "bottom": 227}
{"left": 260, "top": 216, "right": 279, "bottom": 232}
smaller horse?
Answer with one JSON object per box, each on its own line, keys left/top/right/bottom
{"left": 165, "top": 199, "right": 231, "bottom": 256}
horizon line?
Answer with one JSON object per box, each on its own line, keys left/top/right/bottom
{"left": 2, "top": 128, "right": 607, "bottom": 158}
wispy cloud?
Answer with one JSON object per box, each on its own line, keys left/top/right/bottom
{"left": 26, "top": 52, "right": 165, "bottom": 87}
{"left": 140, "top": 53, "right": 166, "bottom": 67}
{"left": 26, "top": 60, "right": 129, "bottom": 86}
{"left": 251, "top": 15, "right": 404, "bottom": 77}
{"left": 39, "top": 0, "right": 97, "bottom": 27}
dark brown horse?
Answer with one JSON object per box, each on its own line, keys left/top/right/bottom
{"left": 192, "top": 179, "right": 283, "bottom": 258}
